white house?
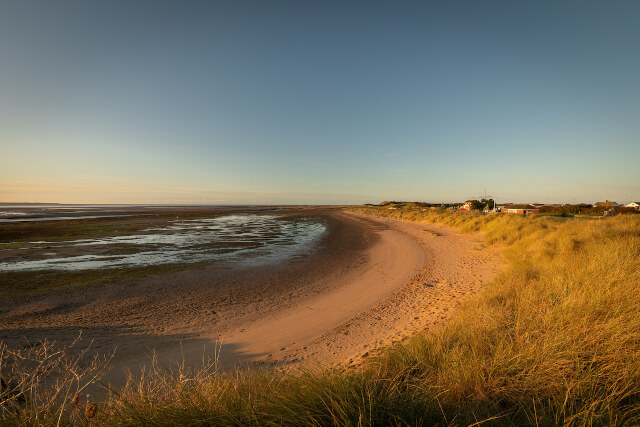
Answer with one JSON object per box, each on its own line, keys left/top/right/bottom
{"left": 625, "top": 202, "right": 640, "bottom": 209}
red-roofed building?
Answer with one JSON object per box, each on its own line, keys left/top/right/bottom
{"left": 503, "top": 204, "right": 539, "bottom": 215}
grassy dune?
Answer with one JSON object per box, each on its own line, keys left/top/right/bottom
{"left": 2, "top": 206, "right": 639, "bottom": 425}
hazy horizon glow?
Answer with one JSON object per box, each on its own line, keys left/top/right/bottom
{"left": 1, "top": 1, "right": 639, "bottom": 205}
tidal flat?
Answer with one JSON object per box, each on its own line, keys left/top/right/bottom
{"left": 0, "top": 209, "right": 328, "bottom": 296}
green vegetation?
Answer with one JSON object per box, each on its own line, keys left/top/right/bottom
{"left": 0, "top": 213, "right": 226, "bottom": 243}
{"left": 2, "top": 205, "right": 639, "bottom": 425}
{"left": 0, "top": 219, "right": 143, "bottom": 243}
{"left": 537, "top": 203, "right": 638, "bottom": 217}
{"left": 0, "top": 262, "right": 207, "bottom": 297}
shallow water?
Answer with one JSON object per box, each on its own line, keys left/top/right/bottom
{"left": 0, "top": 214, "right": 327, "bottom": 272}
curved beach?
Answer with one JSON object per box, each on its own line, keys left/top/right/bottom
{"left": 0, "top": 210, "right": 503, "bottom": 385}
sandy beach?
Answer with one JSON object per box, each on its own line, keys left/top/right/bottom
{"left": 0, "top": 211, "right": 503, "bottom": 386}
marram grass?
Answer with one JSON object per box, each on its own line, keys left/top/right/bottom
{"left": 2, "top": 206, "right": 639, "bottom": 425}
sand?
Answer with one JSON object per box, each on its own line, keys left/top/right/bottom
{"left": 0, "top": 211, "right": 503, "bottom": 386}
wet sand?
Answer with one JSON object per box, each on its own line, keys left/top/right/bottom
{"left": 0, "top": 210, "right": 503, "bottom": 387}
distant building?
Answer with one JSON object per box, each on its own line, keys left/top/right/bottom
{"left": 458, "top": 200, "right": 476, "bottom": 211}
{"left": 625, "top": 202, "right": 640, "bottom": 209}
{"left": 503, "top": 204, "right": 539, "bottom": 215}
{"left": 595, "top": 200, "right": 618, "bottom": 208}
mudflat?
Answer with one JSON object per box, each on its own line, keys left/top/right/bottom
{"left": 0, "top": 209, "right": 503, "bottom": 387}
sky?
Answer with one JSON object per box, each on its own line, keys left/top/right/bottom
{"left": 1, "top": 0, "right": 639, "bottom": 205}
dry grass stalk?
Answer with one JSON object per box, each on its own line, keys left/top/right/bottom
{"left": 0, "top": 332, "right": 112, "bottom": 423}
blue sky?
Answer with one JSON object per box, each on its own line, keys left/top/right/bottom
{"left": 1, "top": 0, "right": 639, "bottom": 204}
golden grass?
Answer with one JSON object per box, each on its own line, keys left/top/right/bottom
{"left": 2, "top": 205, "right": 639, "bottom": 425}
